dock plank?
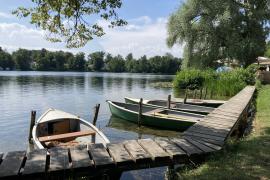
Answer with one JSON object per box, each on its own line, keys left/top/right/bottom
{"left": 0, "top": 151, "right": 26, "bottom": 178}
{"left": 185, "top": 126, "right": 229, "bottom": 138}
{"left": 138, "top": 139, "right": 170, "bottom": 163}
{"left": 183, "top": 135, "right": 225, "bottom": 146}
{"left": 188, "top": 138, "right": 222, "bottom": 151}
{"left": 184, "top": 131, "right": 225, "bottom": 142}
{"left": 88, "top": 143, "right": 114, "bottom": 169}
{"left": 49, "top": 147, "right": 70, "bottom": 173}
{"left": 184, "top": 137, "right": 216, "bottom": 153}
{"left": 23, "top": 149, "right": 47, "bottom": 176}
{"left": 123, "top": 140, "right": 152, "bottom": 164}
{"left": 154, "top": 138, "right": 188, "bottom": 163}
{"left": 171, "top": 138, "right": 202, "bottom": 156}
{"left": 107, "top": 143, "right": 134, "bottom": 166}
{"left": 70, "top": 144, "right": 93, "bottom": 169}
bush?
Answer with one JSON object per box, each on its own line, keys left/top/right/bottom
{"left": 173, "top": 69, "right": 205, "bottom": 90}
{"left": 173, "top": 67, "right": 256, "bottom": 98}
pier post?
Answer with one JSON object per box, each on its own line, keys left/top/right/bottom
{"left": 138, "top": 98, "right": 143, "bottom": 127}
{"left": 167, "top": 95, "right": 171, "bottom": 109}
{"left": 28, "top": 110, "right": 36, "bottom": 143}
{"left": 92, "top": 104, "right": 100, "bottom": 126}
{"left": 204, "top": 87, "right": 208, "bottom": 99}
{"left": 199, "top": 88, "right": 203, "bottom": 99}
{"left": 184, "top": 89, "right": 188, "bottom": 103}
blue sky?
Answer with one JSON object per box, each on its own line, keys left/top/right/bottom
{"left": 0, "top": 0, "right": 184, "bottom": 58}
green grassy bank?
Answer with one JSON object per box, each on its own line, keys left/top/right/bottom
{"left": 178, "top": 85, "right": 270, "bottom": 179}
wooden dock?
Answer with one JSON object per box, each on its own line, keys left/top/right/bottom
{"left": 0, "top": 86, "right": 256, "bottom": 179}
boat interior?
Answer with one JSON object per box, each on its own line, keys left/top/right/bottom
{"left": 114, "top": 101, "right": 204, "bottom": 119}
{"left": 36, "top": 118, "right": 100, "bottom": 148}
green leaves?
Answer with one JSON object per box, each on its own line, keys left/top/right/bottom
{"left": 167, "top": 0, "right": 270, "bottom": 68}
{"left": 13, "top": 0, "right": 126, "bottom": 48}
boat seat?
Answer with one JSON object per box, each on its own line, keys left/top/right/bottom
{"left": 38, "top": 130, "right": 96, "bottom": 143}
{"left": 145, "top": 108, "right": 164, "bottom": 115}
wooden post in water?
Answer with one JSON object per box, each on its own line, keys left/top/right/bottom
{"left": 92, "top": 104, "right": 100, "bottom": 126}
{"left": 92, "top": 104, "right": 100, "bottom": 143}
{"left": 204, "top": 87, "right": 208, "bottom": 99}
{"left": 184, "top": 88, "right": 188, "bottom": 103}
{"left": 28, "top": 110, "right": 36, "bottom": 143}
{"left": 199, "top": 88, "right": 203, "bottom": 99}
{"left": 167, "top": 95, "right": 171, "bottom": 109}
{"left": 138, "top": 98, "right": 143, "bottom": 127}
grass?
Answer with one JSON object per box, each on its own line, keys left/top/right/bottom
{"left": 177, "top": 85, "right": 270, "bottom": 180}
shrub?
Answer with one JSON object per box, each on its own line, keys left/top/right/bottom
{"left": 173, "top": 66, "right": 256, "bottom": 98}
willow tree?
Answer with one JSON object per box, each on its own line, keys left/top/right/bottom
{"left": 13, "top": 0, "right": 126, "bottom": 48}
{"left": 167, "top": 0, "right": 270, "bottom": 68}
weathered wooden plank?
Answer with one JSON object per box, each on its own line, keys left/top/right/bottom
{"left": 184, "top": 131, "right": 225, "bottom": 142}
{"left": 49, "top": 147, "right": 70, "bottom": 173}
{"left": 183, "top": 135, "right": 225, "bottom": 146}
{"left": 0, "top": 151, "right": 26, "bottom": 178}
{"left": 154, "top": 138, "right": 188, "bottom": 163}
{"left": 88, "top": 143, "right": 114, "bottom": 169}
{"left": 123, "top": 140, "right": 152, "bottom": 164}
{"left": 70, "top": 144, "right": 93, "bottom": 169}
{"left": 184, "top": 137, "right": 216, "bottom": 153}
{"left": 107, "top": 143, "right": 134, "bottom": 166}
{"left": 138, "top": 139, "right": 170, "bottom": 163}
{"left": 196, "top": 121, "right": 233, "bottom": 129}
{"left": 207, "top": 114, "right": 238, "bottom": 121}
{"left": 185, "top": 126, "right": 229, "bottom": 138}
{"left": 171, "top": 138, "right": 202, "bottom": 156}
{"left": 23, "top": 149, "right": 47, "bottom": 176}
{"left": 188, "top": 138, "right": 223, "bottom": 151}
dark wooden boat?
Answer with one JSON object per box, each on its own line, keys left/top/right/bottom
{"left": 107, "top": 100, "right": 204, "bottom": 131}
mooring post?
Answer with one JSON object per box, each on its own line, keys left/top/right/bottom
{"left": 28, "top": 110, "right": 36, "bottom": 143}
{"left": 138, "top": 98, "right": 143, "bottom": 127}
{"left": 92, "top": 104, "right": 100, "bottom": 126}
{"left": 204, "top": 87, "right": 208, "bottom": 99}
{"left": 199, "top": 88, "right": 203, "bottom": 99}
{"left": 92, "top": 104, "right": 100, "bottom": 143}
{"left": 167, "top": 95, "right": 171, "bottom": 109}
{"left": 184, "top": 88, "right": 188, "bottom": 103}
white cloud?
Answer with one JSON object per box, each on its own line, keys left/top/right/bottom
{"left": 99, "top": 16, "right": 183, "bottom": 58}
{"left": 0, "top": 16, "right": 184, "bottom": 58}
{"left": 0, "top": 12, "right": 12, "bottom": 19}
{"left": 0, "top": 23, "right": 85, "bottom": 54}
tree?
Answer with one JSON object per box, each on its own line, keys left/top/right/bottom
{"left": 167, "top": 0, "right": 270, "bottom": 68}
{"left": 13, "top": 0, "right": 127, "bottom": 48}
{"left": 88, "top": 51, "right": 105, "bottom": 71}
{"left": 106, "top": 55, "right": 125, "bottom": 72}
{"left": 73, "top": 52, "right": 86, "bottom": 71}
{"left": 12, "top": 49, "right": 32, "bottom": 70}
{"left": 0, "top": 47, "right": 14, "bottom": 70}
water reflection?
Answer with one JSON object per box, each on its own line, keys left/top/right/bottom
{"left": 107, "top": 116, "right": 181, "bottom": 138}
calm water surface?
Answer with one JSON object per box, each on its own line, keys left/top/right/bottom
{"left": 0, "top": 71, "right": 179, "bottom": 179}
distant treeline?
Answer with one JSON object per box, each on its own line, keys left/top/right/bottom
{"left": 0, "top": 47, "right": 181, "bottom": 74}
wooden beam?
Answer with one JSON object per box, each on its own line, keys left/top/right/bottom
{"left": 0, "top": 151, "right": 26, "bottom": 179}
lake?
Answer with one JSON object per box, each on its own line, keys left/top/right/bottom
{"left": 0, "top": 71, "right": 178, "bottom": 179}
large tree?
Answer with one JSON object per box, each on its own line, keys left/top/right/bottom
{"left": 13, "top": 0, "right": 126, "bottom": 48}
{"left": 88, "top": 51, "right": 105, "bottom": 71}
{"left": 167, "top": 0, "right": 270, "bottom": 68}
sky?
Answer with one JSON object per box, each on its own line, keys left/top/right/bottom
{"left": 0, "top": 0, "right": 184, "bottom": 58}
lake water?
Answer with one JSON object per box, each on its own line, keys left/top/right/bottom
{"left": 0, "top": 71, "right": 179, "bottom": 179}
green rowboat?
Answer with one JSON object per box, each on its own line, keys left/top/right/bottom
{"left": 107, "top": 100, "right": 204, "bottom": 131}
{"left": 125, "top": 97, "right": 215, "bottom": 115}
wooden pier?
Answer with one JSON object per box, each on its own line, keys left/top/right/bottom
{"left": 0, "top": 86, "right": 256, "bottom": 179}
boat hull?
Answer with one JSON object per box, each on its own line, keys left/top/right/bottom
{"left": 108, "top": 101, "right": 196, "bottom": 131}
